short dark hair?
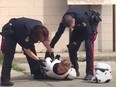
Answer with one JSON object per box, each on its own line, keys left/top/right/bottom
{"left": 31, "top": 25, "right": 49, "bottom": 42}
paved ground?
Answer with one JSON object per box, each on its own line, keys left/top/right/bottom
{"left": 0, "top": 61, "right": 116, "bottom": 87}
{"left": 0, "top": 52, "right": 116, "bottom": 87}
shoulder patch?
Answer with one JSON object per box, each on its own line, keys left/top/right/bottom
{"left": 25, "top": 36, "right": 29, "bottom": 42}
{"left": 82, "top": 22, "right": 87, "bottom": 27}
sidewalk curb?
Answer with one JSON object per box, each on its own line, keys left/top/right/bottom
{"left": 13, "top": 52, "right": 116, "bottom": 63}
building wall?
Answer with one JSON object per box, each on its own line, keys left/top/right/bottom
{"left": 39, "top": 0, "right": 69, "bottom": 52}
{"left": 115, "top": 5, "right": 116, "bottom": 50}
{"left": 0, "top": 0, "right": 44, "bottom": 28}
{"left": 34, "top": 0, "right": 69, "bottom": 52}
{"left": 0, "top": 0, "right": 44, "bottom": 52}
{"left": 0, "top": 0, "right": 115, "bottom": 52}
{"left": 100, "top": 5, "right": 113, "bottom": 51}
{"left": 0, "top": 0, "right": 69, "bottom": 52}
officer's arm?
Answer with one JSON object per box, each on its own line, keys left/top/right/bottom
{"left": 50, "top": 23, "right": 66, "bottom": 48}
{"left": 23, "top": 48, "right": 39, "bottom": 60}
{"left": 42, "top": 40, "right": 53, "bottom": 53}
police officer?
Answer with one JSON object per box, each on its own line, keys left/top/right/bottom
{"left": 50, "top": 6, "right": 101, "bottom": 80}
{"left": 0, "top": 17, "right": 54, "bottom": 86}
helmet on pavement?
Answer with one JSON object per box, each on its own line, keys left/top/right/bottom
{"left": 67, "top": 68, "right": 76, "bottom": 80}
{"left": 92, "top": 62, "right": 112, "bottom": 83}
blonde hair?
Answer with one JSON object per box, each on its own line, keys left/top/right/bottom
{"left": 60, "top": 59, "right": 71, "bottom": 71}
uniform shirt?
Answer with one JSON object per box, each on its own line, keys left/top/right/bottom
{"left": 50, "top": 7, "right": 93, "bottom": 48}
{"left": 9, "top": 17, "right": 42, "bottom": 49}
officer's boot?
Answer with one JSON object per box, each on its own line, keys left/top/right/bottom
{"left": 73, "top": 63, "right": 80, "bottom": 76}
{"left": 76, "top": 68, "right": 80, "bottom": 76}
{"left": 1, "top": 81, "right": 14, "bottom": 86}
{"left": 1, "top": 65, "right": 14, "bottom": 86}
{"left": 1, "top": 77, "right": 14, "bottom": 86}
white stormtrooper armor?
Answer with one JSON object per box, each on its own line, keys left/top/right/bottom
{"left": 43, "top": 57, "right": 76, "bottom": 80}
{"left": 91, "top": 62, "right": 112, "bottom": 83}
{"left": 66, "top": 68, "right": 77, "bottom": 79}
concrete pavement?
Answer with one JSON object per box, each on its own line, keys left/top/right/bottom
{"left": 0, "top": 52, "right": 116, "bottom": 87}
{"left": 0, "top": 61, "right": 116, "bottom": 87}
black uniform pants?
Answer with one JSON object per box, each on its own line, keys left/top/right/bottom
{"left": 1, "top": 36, "right": 38, "bottom": 82}
{"left": 67, "top": 29, "right": 95, "bottom": 75}
{"left": 22, "top": 45, "right": 38, "bottom": 75}
{"left": 1, "top": 36, "right": 17, "bottom": 82}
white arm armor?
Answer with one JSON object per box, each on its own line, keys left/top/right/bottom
{"left": 44, "top": 57, "right": 52, "bottom": 70}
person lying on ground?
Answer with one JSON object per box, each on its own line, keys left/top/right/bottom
{"left": 33, "top": 55, "right": 76, "bottom": 80}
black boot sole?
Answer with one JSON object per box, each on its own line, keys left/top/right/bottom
{"left": 1, "top": 82, "right": 14, "bottom": 86}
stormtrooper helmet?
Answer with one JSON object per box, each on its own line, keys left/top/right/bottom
{"left": 67, "top": 68, "right": 76, "bottom": 80}
{"left": 92, "top": 63, "right": 112, "bottom": 83}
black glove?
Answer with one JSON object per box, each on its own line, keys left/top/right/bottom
{"left": 45, "top": 52, "right": 54, "bottom": 60}
{"left": 55, "top": 54, "right": 61, "bottom": 60}
{"left": 37, "top": 59, "right": 46, "bottom": 67}
{"left": 34, "top": 59, "right": 46, "bottom": 80}
{"left": 50, "top": 52, "right": 54, "bottom": 60}
{"left": 45, "top": 51, "right": 50, "bottom": 58}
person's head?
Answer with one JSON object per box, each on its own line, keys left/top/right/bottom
{"left": 30, "top": 25, "right": 49, "bottom": 43}
{"left": 62, "top": 15, "right": 76, "bottom": 28}
{"left": 57, "top": 59, "right": 71, "bottom": 74}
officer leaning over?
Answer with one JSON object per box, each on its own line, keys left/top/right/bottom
{"left": 50, "top": 6, "right": 101, "bottom": 80}
{"left": 0, "top": 17, "right": 54, "bottom": 86}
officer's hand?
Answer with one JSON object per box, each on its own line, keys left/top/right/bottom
{"left": 50, "top": 52, "right": 54, "bottom": 60}
{"left": 45, "top": 51, "right": 50, "bottom": 58}
{"left": 55, "top": 54, "right": 61, "bottom": 60}
{"left": 45, "top": 51, "right": 54, "bottom": 60}
{"left": 37, "top": 59, "right": 46, "bottom": 67}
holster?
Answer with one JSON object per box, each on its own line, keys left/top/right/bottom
{"left": 90, "top": 10, "right": 102, "bottom": 23}
{"left": 0, "top": 23, "right": 14, "bottom": 37}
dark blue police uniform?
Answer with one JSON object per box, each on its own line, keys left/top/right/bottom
{"left": 1, "top": 17, "right": 42, "bottom": 83}
{"left": 50, "top": 7, "right": 101, "bottom": 77}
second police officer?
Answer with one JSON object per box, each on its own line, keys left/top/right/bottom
{"left": 50, "top": 6, "right": 101, "bottom": 80}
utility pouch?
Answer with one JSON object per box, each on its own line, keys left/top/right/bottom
{"left": 90, "top": 10, "right": 102, "bottom": 23}
{"left": 0, "top": 23, "right": 14, "bottom": 37}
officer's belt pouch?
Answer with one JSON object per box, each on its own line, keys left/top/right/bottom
{"left": 91, "top": 10, "right": 102, "bottom": 23}
{"left": 0, "top": 23, "right": 14, "bottom": 37}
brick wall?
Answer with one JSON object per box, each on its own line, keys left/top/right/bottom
{"left": 0, "top": 0, "right": 69, "bottom": 52}
{"left": 43, "top": 0, "right": 69, "bottom": 52}
{"left": 0, "top": 0, "right": 44, "bottom": 52}
{"left": 0, "top": 0, "right": 115, "bottom": 52}
{"left": 100, "top": 5, "right": 113, "bottom": 51}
